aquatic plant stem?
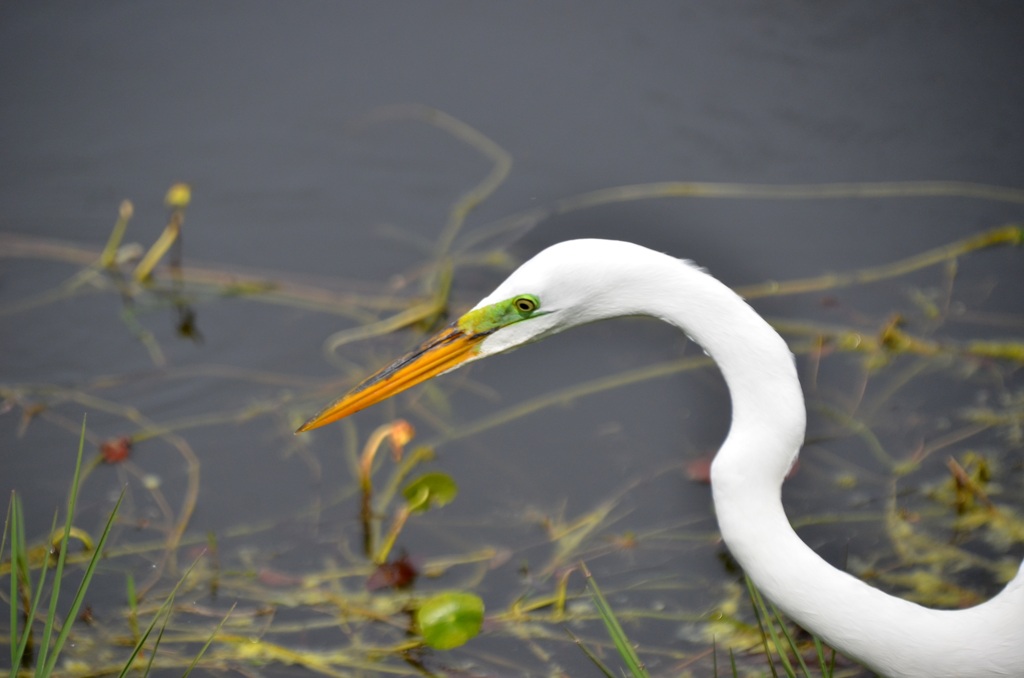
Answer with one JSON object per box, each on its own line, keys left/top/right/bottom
{"left": 100, "top": 200, "right": 135, "bottom": 269}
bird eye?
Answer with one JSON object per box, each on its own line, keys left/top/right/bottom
{"left": 513, "top": 296, "right": 538, "bottom": 314}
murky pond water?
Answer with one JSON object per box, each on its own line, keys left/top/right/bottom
{"left": 2, "top": 4, "right": 1022, "bottom": 676}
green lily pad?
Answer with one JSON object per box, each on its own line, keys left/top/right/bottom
{"left": 416, "top": 591, "right": 485, "bottom": 650}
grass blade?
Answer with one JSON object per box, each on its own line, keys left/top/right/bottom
{"left": 744, "top": 573, "right": 831, "bottom": 678}
{"left": 768, "top": 599, "right": 814, "bottom": 677}
{"left": 140, "top": 611, "right": 170, "bottom": 677}
{"left": 744, "top": 574, "right": 784, "bottom": 678}
{"left": 8, "top": 495, "right": 20, "bottom": 675}
{"left": 42, "top": 486, "right": 125, "bottom": 675}
{"left": 0, "top": 495, "right": 10, "bottom": 587}
{"left": 813, "top": 635, "right": 836, "bottom": 677}
{"left": 567, "top": 627, "right": 618, "bottom": 678}
{"left": 36, "top": 418, "right": 88, "bottom": 674}
{"left": 182, "top": 603, "right": 235, "bottom": 677}
{"left": 118, "top": 553, "right": 205, "bottom": 678}
{"left": 581, "top": 562, "right": 649, "bottom": 678}
{"left": 11, "top": 506, "right": 57, "bottom": 676}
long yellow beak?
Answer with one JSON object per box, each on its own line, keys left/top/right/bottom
{"left": 296, "top": 323, "right": 487, "bottom": 433}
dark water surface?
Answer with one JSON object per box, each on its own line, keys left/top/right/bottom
{"left": 2, "top": 3, "right": 1022, "bottom": 676}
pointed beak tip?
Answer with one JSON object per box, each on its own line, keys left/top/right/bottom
{"left": 295, "top": 414, "right": 328, "bottom": 435}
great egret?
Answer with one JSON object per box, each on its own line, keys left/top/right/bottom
{"left": 298, "top": 239, "right": 1024, "bottom": 677}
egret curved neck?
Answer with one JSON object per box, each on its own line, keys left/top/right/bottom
{"left": 642, "top": 262, "right": 806, "bottom": 488}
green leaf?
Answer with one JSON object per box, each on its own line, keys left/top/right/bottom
{"left": 416, "top": 592, "right": 484, "bottom": 650}
{"left": 402, "top": 472, "right": 458, "bottom": 513}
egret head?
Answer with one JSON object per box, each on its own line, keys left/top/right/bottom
{"left": 296, "top": 239, "right": 660, "bottom": 432}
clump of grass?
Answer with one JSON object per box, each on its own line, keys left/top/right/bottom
{"left": 5, "top": 416, "right": 124, "bottom": 676}
{"left": 3, "top": 416, "right": 226, "bottom": 677}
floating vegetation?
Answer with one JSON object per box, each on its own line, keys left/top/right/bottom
{"left": 1, "top": 108, "right": 1022, "bottom": 676}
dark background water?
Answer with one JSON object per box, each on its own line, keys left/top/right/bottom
{"left": 1, "top": 3, "right": 1022, "bottom": 675}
